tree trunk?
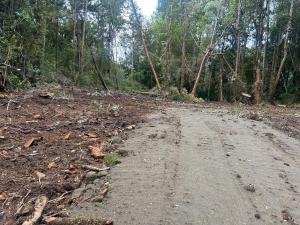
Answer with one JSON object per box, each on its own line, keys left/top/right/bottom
{"left": 55, "top": 0, "right": 58, "bottom": 75}
{"left": 218, "top": 55, "right": 224, "bottom": 101}
{"left": 179, "top": 30, "right": 187, "bottom": 93}
{"left": 234, "top": 0, "right": 241, "bottom": 77}
{"left": 72, "top": 0, "right": 77, "bottom": 73}
{"left": 40, "top": 0, "right": 47, "bottom": 70}
{"left": 269, "top": 0, "right": 294, "bottom": 103}
{"left": 179, "top": 38, "right": 186, "bottom": 93}
{"left": 165, "top": 12, "right": 172, "bottom": 86}
{"left": 89, "top": 45, "right": 109, "bottom": 91}
{"left": 129, "top": 0, "right": 161, "bottom": 90}
{"left": 190, "top": 47, "right": 213, "bottom": 97}
{"left": 254, "top": 0, "right": 265, "bottom": 104}
{"left": 190, "top": 2, "right": 220, "bottom": 97}
{"left": 262, "top": 0, "right": 270, "bottom": 85}
{"left": 80, "top": 0, "right": 87, "bottom": 76}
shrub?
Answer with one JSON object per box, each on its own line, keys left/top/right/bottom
{"left": 7, "top": 75, "right": 30, "bottom": 90}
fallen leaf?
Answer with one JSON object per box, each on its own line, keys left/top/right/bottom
{"left": 44, "top": 216, "right": 58, "bottom": 224}
{"left": 100, "top": 188, "right": 108, "bottom": 196}
{"left": 24, "top": 137, "right": 41, "bottom": 148}
{"left": 38, "top": 92, "right": 53, "bottom": 99}
{"left": 0, "top": 193, "right": 8, "bottom": 202}
{"left": 126, "top": 125, "right": 136, "bottom": 130}
{"left": 35, "top": 171, "right": 46, "bottom": 181}
{"left": 89, "top": 142, "right": 106, "bottom": 159}
{"left": 33, "top": 114, "right": 43, "bottom": 119}
{"left": 48, "top": 162, "right": 57, "bottom": 169}
{"left": 64, "top": 132, "right": 72, "bottom": 140}
{"left": 64, "top": 167, "right": 78, "bottom": 174}
{"left": 86, "top": 132, "right": 97, "bottom": 138}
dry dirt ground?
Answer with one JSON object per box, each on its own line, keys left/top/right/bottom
{"left": 0, "top": 87, "right": 160, "bottom": 225}
{"left": 0, "top": 88, "right": 300, "bottom": 225}
{"left": 68, "top": 107, "right": 300, "bottom": 225}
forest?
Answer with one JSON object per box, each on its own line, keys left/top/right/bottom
{"left": 1, "top": 1, "right": 300, "bottom": 225}
{"left": 0, "top": 0, "right": 299, "bottom": 104}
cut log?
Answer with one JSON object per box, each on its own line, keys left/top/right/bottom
{"left": 22, "top": 196, "right": 48, "bottom": 225}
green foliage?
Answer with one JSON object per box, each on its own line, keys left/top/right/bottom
{"left": 7, "top": 75, "right": 30, "bottom": 90}
{"left": 168, "top": 87, "right": 204, "bottom": 104}
{"left": 104, "top": 154, "right": 120, "bottom": 167}
{"left": 0, "top": 0, "right": 299, "bottom": 104}
{"left": 168, "top": 87, "right": 181, "bottom": 101}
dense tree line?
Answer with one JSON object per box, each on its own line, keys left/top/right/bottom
{"left": 0, "top": 0, "right": 299, "bottom": 104}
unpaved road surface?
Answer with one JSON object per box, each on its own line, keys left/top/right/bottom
{"left": 70, "top": 107, "right": 300, "bottom": 225}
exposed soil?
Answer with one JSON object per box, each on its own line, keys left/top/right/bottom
{"left": 0, "top": 87, "right": 160, "bottom": 224}
{"left": 0, "top": 88, "right": 299, "bottom": 225}
{"left": 68, "top": 107, "right": 300, "bottom": 225}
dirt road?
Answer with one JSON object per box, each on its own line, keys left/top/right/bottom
{"left": 69, "top": 107, "right": 300, "bottom": 225}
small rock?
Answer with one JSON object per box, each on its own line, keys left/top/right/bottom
{"left": 110, "top": 137, "right": 123, "bottom": 144}
{"left": 85, "top": 171, "right": 108, "bottom": 183}
{"left": 126, "top": 125, "right": 136, "bottom": 130}
{"left": 282, "top": 210, "right": 293, "bottom": 221}
{"left": 71, "top": 187, "right": 86, "bottom": 199}
{"left": 117, "top": 149, "right": 129, "bottom": 157}
{"left": 158, "top": 133, "right": 167, "bottom": 139}
{"left": 98, "top": 171, "right": 108, "bottom": 177}
{"left": 254, "top": 213, "right": 261, "bottom": 219}
{"left": 148, "top": 134, "right": 158, "bottom": 139}
{"left": 85, "top": 171, "right": 98, "bottom": 183}
{"left": 244, "top": 184, "right": 256, "bottom": 192}
{"left": 85, "top": 184, "right": 96, "bottom": 190}
{"left": 226, "top": 152, "right": 231, "bottom": 157}
{"left": 278, "top": 173, "right": 287, "bottom": 179}
{"left": 284, "top": 163, "right": 290, "bottom": 167}
{"left": 92, "top": 196, "right": 104, "bottom": 203}
{"left": 248, "top": 113, "right": 263, "bottom": 121}
{"left": 236, "top": 174, "right": 242, "bottom": 179}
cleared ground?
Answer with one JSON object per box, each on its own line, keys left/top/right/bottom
{"left": 70, "top": 107, "right": 300, "bottom": 225}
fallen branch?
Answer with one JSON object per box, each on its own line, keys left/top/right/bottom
{"left": 48, "top": 191, "right": 71, "bottom": 204}
{"left": 15, "top": 190, "right": 32, "bottom": 216}
{"left": 46, "top": 217, "right": 113, "bottom": 225}
{"left": 81, "top": 165, "right": 110, "bottom": 172}
{"left": 22, "top": 195, "right": 48, "bottom": 225}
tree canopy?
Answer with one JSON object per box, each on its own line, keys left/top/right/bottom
{"left": 0, "top": 0, "right": 299, "bottom": 104}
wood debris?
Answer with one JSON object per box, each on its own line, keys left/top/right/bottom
{"left": 63, "top": 132, "right": 72, "bottom": 140}
{"left": 81, "top": 165, "right": 110, "bottom": 172}
{"left": 22, "top": 195, "right": 48, "bottom": 225}
{"left": 24, "top": 137, "right": 42, "bottom": 148}
{"left": 86, "top": 132, "right": 98, "bottom": 138}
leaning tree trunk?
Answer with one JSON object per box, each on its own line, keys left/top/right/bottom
{"left": 190, "top": 47, "right": 214, "bottom": 97}
{"left": 269, "top": 0, "right": 294, "bottom": 104}
{"left": 129, "top": 0, "right": 161, "bottom": 90}
{"left": 190, "top": 2, "right": 221, "bottom": 97}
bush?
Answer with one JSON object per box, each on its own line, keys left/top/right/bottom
{"left": 168, "top": 87, "right": 205, "bottom": 104}
{"left": 168, "top": 86, "right": 181, "bottom": 101}
{"left": 7, "top": 75, "right": 30, "bottom": 90}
